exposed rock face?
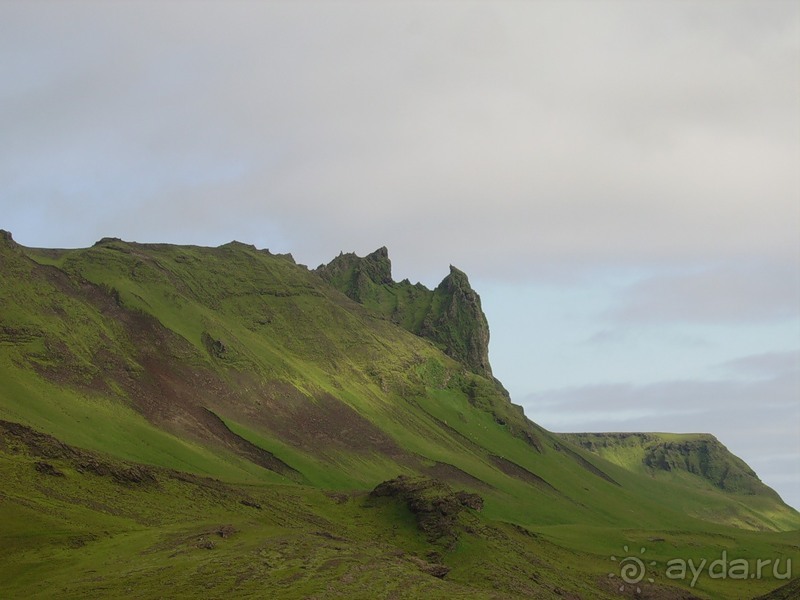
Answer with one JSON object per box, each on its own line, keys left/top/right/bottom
{"left": 642, "top": 438, "right": 764, "bottom": 494}
{"left": 357, "top": 246, "right": 392, "bottom": 285}
{"left": 34, "top": 461, "right": 64, "bottom": 477}
{"left": 316, "top": 249, "right": 493, "bottom": 378}
{"left": 0, "top": 229, "right": 19, "bottom": 250}
{"left": 1, "top": 419, "right": 157, "bottom": 486}
{"left": 564, "top": 432, "right": 775, "bottom": 496}
{"left": 316, "top": 246, "right": 392, "bottom": 302}
{"left": 370, "top": 475, "right": 483, "bottom": 544}
{"left": 93, "top": 237, "right": 123, "bottom": 246}
{"left": 420, "top": 266, "right": 492, "bottom": 378}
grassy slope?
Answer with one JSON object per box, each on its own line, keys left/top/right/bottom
{"left": 562, "top": 432, "right": 799, "bottom": 532}
{"left": 1, "top": 234, "right": 798, "bottom": 598}
{"left": 4, "top": 422, "right": 796, "bottom": 600}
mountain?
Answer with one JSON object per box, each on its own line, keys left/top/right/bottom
{"left": 1, "top": 233, "right": 798, "bottom": 599}
{"left": 562, "top": 433, "right": 781, "bottom": 497}
{"left": 316, "top": 248, "right": 494, "bottom": 379}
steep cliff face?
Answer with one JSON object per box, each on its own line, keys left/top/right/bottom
{"left": 316, "top": 247, "right": 393, "bottom": 302}
{"left": 562, "top": 432, "right": 777, "bottom": 497}
{"left": 420, "top": 266, "right": 492, "bottom": 378}
{"left": 316, "top": 249, "right": 493, "bottom": 378}
{"left": 0, "top": 229, "right": 18, "bottom": 249}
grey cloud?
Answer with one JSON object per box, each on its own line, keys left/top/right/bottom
{"left": 524, "top": 367, "right": 799, "bottom": 417}
{"left": 607, "top": 262, "right": 800, "bottom": 323}
{"left": 585, "top": 329, "right": 628, "bottom": 346}
{"left": 584, "top": 328, "right": 712, "bottom": 348}
{"left": 524, "top": 359, "right": 799, "bottom": 443}
{"left": 1, "top": 1, "right": 798, "bottom": 283}
{"left": 716, "top": 350, "right": 800, "bottom": 378}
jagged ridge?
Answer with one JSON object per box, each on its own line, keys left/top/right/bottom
{"left": 316, "top": 247, "right": 493, "bottom": 379}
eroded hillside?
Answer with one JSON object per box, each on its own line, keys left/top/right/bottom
{"left": 1, "top": 231, "right": 798, "bottom": 599}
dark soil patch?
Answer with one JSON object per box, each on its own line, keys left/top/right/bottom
{"left": 423, "top": 461, "right": 493, "bottom": 492}
{"left": 488, "top": 455, "right": 560, "bottom": 494}
{"left": 408, "top": 555, "right": 450, "bottom": 578}
{"left": 215, "top": 525, "right": 236, "bottom": 538}
{"left": 313, "top": 531, "right": 348, "bottom": 542}
{"left": 596, "top": 575, "right": 702, "bottom": 599}
{"left": 555, "top": 443, "right": 621, "bottom": 487}
{"left": 245, "top": 382, "right": 409, "bottom": 459}
{"left": 1, "top": 419, "right": 157, "bottom": 487}
{"left": 323, "top": 491, "right": 351, "bottom": 505}
{"left": 201, "top": 408, "right": 300, "bottom": 479}
{"left": 401, "top": 398, "right": 486, "bottom": 455}
{"left": 0, "top": 419, "right": 77, "bottom": 460}
{"left": 34, "top": 461, "right": 64, "bottom": 476}
{"left": 76, "top": 457, "right": 157, "bottom": 485}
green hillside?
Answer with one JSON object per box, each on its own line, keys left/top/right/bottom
{"left": 562, "top": 432, "right": 781, "bottom": 497}
{"left": 1, "top": 232, "right": 798, "bottom": 599}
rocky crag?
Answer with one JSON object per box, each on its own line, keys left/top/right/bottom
{"left": 316, "top": 247, "right": 493, "bottom": 379}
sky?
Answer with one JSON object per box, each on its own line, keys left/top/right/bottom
{"left": 1, "top": 1, "right": 798, "bottom": 509}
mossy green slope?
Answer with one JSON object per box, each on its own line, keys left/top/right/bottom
{"left": 1, "top": 230, "right": 798, "bottom": 599}
{"left": 3, "top": 419, "right": 797, "bottom": 600}
{"left": 562, "top": 432, "right": 775, "bottom": 496}
{"left": 561, "top": 432, "right": 799, "bottom": 531}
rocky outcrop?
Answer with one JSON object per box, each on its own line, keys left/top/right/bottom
{"left": 564, "top": 432, "right": 776, "bottom": 496}
{"left": 316, "top": 246, "right": 392, "bottom": 302}
{"left": 316, "top": 248, "right": 493, "bottom": 378}
{"left": 642, "top": 438, "right": 765, "bottom": 495}
{"left": 0, "top": 419, "right": 158, "bottom": 486}
{"left": 420, "top": 266, "right": 492, "bottom": 377}
{"left": 370, "top": 475, "right": 483, "bottom": 544}
{"left": 0, "top": 229, "right": 20, "bottom": 252}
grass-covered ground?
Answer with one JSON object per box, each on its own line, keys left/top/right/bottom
{"left": 1, "top": 232, "right": 798, "bottom": 598}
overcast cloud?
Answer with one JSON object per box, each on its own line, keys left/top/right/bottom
{"left": 608, "top": 262, "right": 800, "bottom": 323}
{"left": 2, "top": 1, "right": 798, "bottom": 277}
{"left": 1, "top": 1, "right": 798, "bottom": 508}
